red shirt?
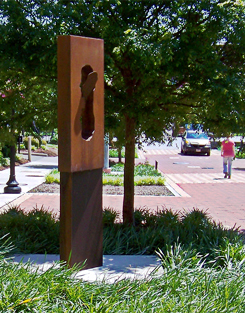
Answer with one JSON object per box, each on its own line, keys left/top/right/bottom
{"left": 222, "top": 139, "right": 235, "bottom": 157}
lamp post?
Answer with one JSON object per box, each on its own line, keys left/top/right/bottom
{"left": 4, "top": 145, "right": 21, "bottom": 194}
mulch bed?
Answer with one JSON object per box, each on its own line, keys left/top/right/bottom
{"left": 20, "top": 147, "right": 58, "bottom": 157}
{"left": 29, "top": 183, "right": 174, "bottom": 196}
{"left": 0, "top": 159, "right": 29, "bottom": 171}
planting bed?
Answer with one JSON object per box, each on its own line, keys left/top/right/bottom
{"left": 29, "top": 183, "right": 174, "bottom": 196}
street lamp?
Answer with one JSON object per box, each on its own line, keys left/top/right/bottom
{"left": 4, "top": 145, "right": 21, "bottom": 194}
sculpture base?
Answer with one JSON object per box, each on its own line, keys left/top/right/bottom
{"left": 60, "top": 169, "right": 103, "bottom": 269}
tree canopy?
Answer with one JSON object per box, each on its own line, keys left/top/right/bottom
{"left": 1, "top": 0, "right": 245, "bottom": 222}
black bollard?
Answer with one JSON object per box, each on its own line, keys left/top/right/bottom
{"left": 155, "top": 160, "right": 158, "bottom": 170}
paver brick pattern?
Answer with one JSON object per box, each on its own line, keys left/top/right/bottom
{"left": 166, "top": 172, "right": 245, "bottom": 184}
{"left": 6, "top": 148, "right": 245, "bottom": 232}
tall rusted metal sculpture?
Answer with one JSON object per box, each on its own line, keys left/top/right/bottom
{"left": 58, "top": 35, "right": 104, "bottom": 269}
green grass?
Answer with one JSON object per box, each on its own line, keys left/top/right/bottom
{"left": 0, "top": 207, "right": 59, "bottom": 254}
{"left": 0, "top": 235, "right": 244, "bottom": 311}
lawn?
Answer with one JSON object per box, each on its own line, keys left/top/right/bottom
{"left": 0, "top": 233, "right": 245, "bottom": 311}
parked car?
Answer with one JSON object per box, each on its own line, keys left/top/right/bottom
{"left": 181, "top": 130, "right": 211, "bottom": 156}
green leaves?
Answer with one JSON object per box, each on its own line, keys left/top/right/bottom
{"left": 1, "top": 0, "right": 244, "bottom": 139}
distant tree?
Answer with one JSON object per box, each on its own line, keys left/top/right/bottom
{"left": 0, "top": 71, "right": 56, "bottom": 146}
{"left": 0, "top": 1, "right": 57, "bottom": 145}
{"left": 1, "top": 0, "right": 245, "bottom": 224}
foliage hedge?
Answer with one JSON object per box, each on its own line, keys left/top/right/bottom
{"left": 23, "top": 137, "right": 39, "bottom": 149}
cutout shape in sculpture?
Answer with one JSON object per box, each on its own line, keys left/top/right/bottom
{"left": 80, "top": 65, "right": 98, "bottom": 140}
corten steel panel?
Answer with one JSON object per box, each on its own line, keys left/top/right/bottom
{"left": 58, "top": 35, "right": 104, "bottom": 172}
{"left": 60, "top": 170, "right": 103, "bottom": 268}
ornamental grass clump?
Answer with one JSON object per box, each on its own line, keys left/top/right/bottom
{"left": 0, "top": 206, "right": 59, "bottom": 254}
{"left": 0, "top": 206, "right": 244, "bottom": 269}
{"left": 103, "top": 208, "right": 244, "bottom": 264}
{"left": 103, "top": 208, "right": 119, "bottom": 226}
{"left": 0, "top": 236, "right": 244, "bottom": 311}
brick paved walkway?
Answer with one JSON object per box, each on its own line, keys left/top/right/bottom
{"left": 8, "top": 179, "right": 245, "bottom": 231}
{"left": 4, "top": 150, "right": 245, "bottom": 232}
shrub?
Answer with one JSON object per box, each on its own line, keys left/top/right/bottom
{"left": 134, "top": 163, "right": 161, "bottom": 176}
{"left": 32, "top": 137, "right": 39, "bottom": 148}
{"left": 104, "top": 208, "right": 243, "bottom": 261}
{"left": 134, "top": 176, "right": 165, "bottom": 186}
{"left": 45, "top": 169, "right": 60, "bottom": 184}
{"left": 110, "top": 162, "right": 124, "bottom": 172}
{"left": 46, "top": 166, "right": 165, "bottom": 186}
{"left": 110, "top": 162, "right": 161, "bottom": 176}
{"left": 109, "top": 149, "right": 124, "bottom": 158}
{"left": 1, "top": 145, "right": 10, "bottom": 158}
{"left": 49, "top": 134, "right": 58, "bottom": 144}
{"left": 236, "top": 151, "right": 245, "bottom": 159}
{"left": 15, "top": 154, "right": 22, "bottom": 162}
{"left": 103, "top": 176, "right": 123, "bottom": 186}
{"left": 103, "top": 175, "right": 165, "bottom": 186}
{"left": 23, "top": 137, "right": 28, "bottom": 149}
{"left": 0, "top": 152, "right": 9, "bottom": 167}
{"left": 23, "top": 137, "right": 39, "bottom": 149}
{"left": 109, "top": 148, "right": 138, "bottom": 158}
{"left": 41, "top": 139, "right": 47, "bottom": 146}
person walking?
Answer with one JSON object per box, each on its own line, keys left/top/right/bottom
{"left": 221, "top": 135, "right": 235, "bottom": 179}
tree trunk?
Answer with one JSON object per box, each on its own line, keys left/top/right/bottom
{"left": 123, "top": 114, "right": 135, "bottom": 225}
{"left": 118, "top": 148, "right": 122, "bottom": 163}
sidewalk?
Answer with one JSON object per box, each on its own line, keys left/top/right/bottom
{"left": 12, "top": 254, "right": 163, "bottom": 283}
{"left": 0, "top": 156, "right": 58, "bottom": 210}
